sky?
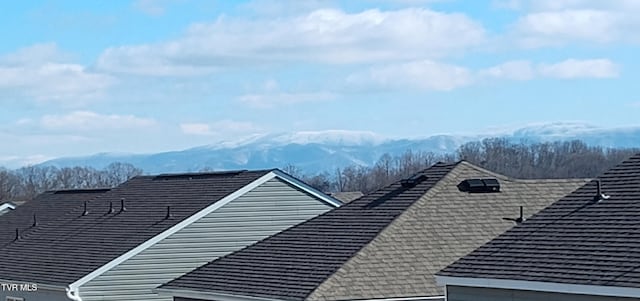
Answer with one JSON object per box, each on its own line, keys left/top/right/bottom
{"left": 2, "top": 0, "right": 640, "bottom": 167}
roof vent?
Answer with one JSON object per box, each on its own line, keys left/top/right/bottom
{"left": 119, "top": 198, "right": 127, "bottom": 213}
{"left": 503, "top": 206, "right": 524, "bottom": 224}
{"left": 458, "top": 178, "right": 501, "bottom": 193}
{"left": 400, "top": 173, "right": 428, "bottom": 188}
{"left": 32, "top": 214, "right": 38, "bottom": 227}
{"left": 593, "top": 180, "right": 610, "bottom": 203}
{"left": 106, "top": 201, "right": 114, "bottom": 214}
{"left": 14, "top": 228, "right": 20, "bottom": 241}
{"left": 82, "top": 201, "right": 89, "bottom": 216}
{"left": 154, "top": 170, "right": 248, "bottom": 181}
{"left": 165, "top": 206, "right": 173, "bottom": 220}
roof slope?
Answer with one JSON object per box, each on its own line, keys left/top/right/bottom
{"left": 438, "top": 154, "right": 640, "bottom": 289}
{"left": 160, "top": 162, "right": 458, "bottom": 300}
{"left": 0, "top": 189, "right": 109, "bottom": 248}
{"left": 161, "top": 162, "right": 588, "bottom": 301}
{"left": 0, "top": 170, "right": 272, "bottom": 286}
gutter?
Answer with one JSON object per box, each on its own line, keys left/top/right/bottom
{"left": 66, "top": 286, "right": 82, "bottom": 301}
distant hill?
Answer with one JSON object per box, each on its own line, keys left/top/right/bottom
{"left": 39, "top": 123, "right": 640, "bottom": 174}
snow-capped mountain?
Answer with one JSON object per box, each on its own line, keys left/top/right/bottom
{"left": 38, "top": 123, "right": 640, "bottom": 174}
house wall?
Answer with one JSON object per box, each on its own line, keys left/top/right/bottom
{"left": 78, "top": 178, "right": 336, "bottom": 301}
{"left": 0, "top": 287, "right": 68, "bottom": 301}
{"left": 446, "top": 286, "right": 638, "bottom": 301}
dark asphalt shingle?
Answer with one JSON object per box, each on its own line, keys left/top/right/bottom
{"left": 0, "top": 188, "right": 109, "bottom": 248}
{"left": 438, "top": 153, "right": 640, "bottom": 289}
{"left": 160, "top": 161, "right": 588, "bottom": 301}
{"left": 160, "top": 162, "right": 458, "bottom": 300}
{"left": 0, "top": 170, "right": 272, "bottom": 286}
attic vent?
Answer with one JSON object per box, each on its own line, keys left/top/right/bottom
{"left": 458, "top": 178, "right": 501, "bottom": 193}
{"left": 153, "top": 170, "right": 248, "bottom": 180}
{"left": 53, "top": 188, "right": 111, "bottom": 194}
{"left": 400, "top": 173, "right": 428, "bottom": 188}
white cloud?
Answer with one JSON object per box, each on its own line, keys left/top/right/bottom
{"left": 0, "top": 44, "right": 115, "bottom": 102}
{"left": 133, "top": 0, "right": 167, "bottom": 16}
{"left": 40, "top": 111, "right": 156, "bottom": 131}
{"left": 515, "top": 10, "right": 620, "bottom": 47}
{"left": 238, "top": 92, "right": 336, "bottom": 109}
{"left": 501, "top": 1, "right": 640, "bottom": 47}
{"left": 481, "top": 58, "right": 619, "bottom": 80}
{"left": 347, "top": 60, "right": 472, "bottom": 91}
{"left": 349, "top": 58, "right": 618, "bottom": 91}
{"left": 538, "top": 59, "right": 619, "bottom": 79}
{"left": 180, "top": 120, "right": 261, "bottom": 136}
{"left": 478, "top": 59, "right": 620, "bottom": 80}
{"left": 96, "top": 8, "right": 485, "bottom": 75}
{"left": 479, "top": 60, "right": 535, "bottom": 80}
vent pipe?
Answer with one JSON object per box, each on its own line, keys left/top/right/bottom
{"left": 165, "top": 206, "right": 173, "bottom": 220}
{"left": 14, "top": 228, "right": 20, "bottom": 241}
{"left": 107, "top": 201, "right": 114, "bottom": 214}
{"left": 594, "top": 180, "right": 610, "bottom": 202}
{"left": 503, "top": 206, "right": 524, "bottom": 224}
{"left": 82, "top": 201, "right": 89, "bottom": 216}
{"left": 32, "top": 214, "right": 38, "bottom": 227}
{"left": 119, "top": 198, "right": 127, "bottom": 213}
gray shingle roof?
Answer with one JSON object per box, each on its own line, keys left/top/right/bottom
{"left": 438, "top": 153, "right": 640, "bottom": 289}
{"left": 0, "top": 170, "right": 272, "bottom": 286}
{"left": 0, "top": 188, "right": 110, "bottom": 248}
{"left": 160, "top": 162, "right": 457, "bottom": 300}
{"left": 160, "top": 162, "right": 588, "bottom": 300}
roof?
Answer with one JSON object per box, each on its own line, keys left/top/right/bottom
{"left": 0, "top": 170, "right": 276, "bottom": 286}
{"left": 159, "top": 162, "right": 588, "bottom": 301}
{"left": 438, "top": 153, "right": 640, "bottom": 291}
{"left": 328, "top": 191, "right": 364, "bottom": 203}
{"left": 0, "top": 189, "right": 110, "bottom": 248}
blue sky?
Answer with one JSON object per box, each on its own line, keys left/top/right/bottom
{"left": 1, "top": 0, "right": 640, "bottom": 167}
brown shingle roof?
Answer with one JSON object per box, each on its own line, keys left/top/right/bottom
{"left": 160, "top": 161, "right": 588, "bottom": 300}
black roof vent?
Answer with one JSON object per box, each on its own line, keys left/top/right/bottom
{"left": 82, "top": 201, "right": 89, "bottom": 216}
{"left": 154, "top": 170, "right": 248, "bottom": 181}
{"left": 593, "top": 180, "right": 610, "bottom": 203}
{"left": 400, "top": 173, "right": 428, "bottom": 188}
{"left": 458, "top": 178, "right": 501, "bottom": 193}
{"left": 119, "top": 198, "right": 127, "bottom": 213}
{"left": 14, "top": 228, "right": 20, "bottom": 241}
{"left": 32, "top": 214, "right": 38, "bottom": 227}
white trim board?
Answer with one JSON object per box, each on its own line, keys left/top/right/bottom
{"left": 68, "top": 172, "right": 276, "bottom": 293}
{"left": 273, "top": 169, "right": 342, "bottom": 207}
{"left": 67, "top": 170, "right": 340, "bottom": 297}
{"left": 0, "top": 203, "right": 16, "bottom": 211}
{"left": 436, "top": 275, "right": 640, "bottom": 298}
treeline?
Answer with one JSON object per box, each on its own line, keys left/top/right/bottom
{"left": 0, "top": 163, "right": 142, "bottom": 203}
{"left": 1, "top": 139, "right": 638, "bottom": 203}
{"left": 294, "top": 139, "right": 640, "bottom": 194}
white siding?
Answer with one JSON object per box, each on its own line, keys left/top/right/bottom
{"left": 79, "top": 178, "right": 335, "bottom": 301}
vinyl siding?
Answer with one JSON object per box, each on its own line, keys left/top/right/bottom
{"left": 446, "top": 286, "right": 638, "bottom": 301}
{"left": 79, "top": 178, "right": 336, "bottom": 301}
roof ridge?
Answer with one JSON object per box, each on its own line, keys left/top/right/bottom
{"left": 457, "top": 161, "right": 591, "bottom": 183}
{"left": 305, "top": 163, "right": 458, "bottom": 300}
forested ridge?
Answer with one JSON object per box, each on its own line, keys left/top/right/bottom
{"left": 1, "top": 139, "right": 638, "bottom": 202}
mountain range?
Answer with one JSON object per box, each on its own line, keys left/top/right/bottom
{"left": 39, "top": 122, "right": 640, "bottom": 174}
